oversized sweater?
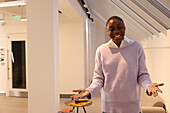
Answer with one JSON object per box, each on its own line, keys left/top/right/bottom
{"left": 86, "top": 41, "right": 152, "bottom": 113}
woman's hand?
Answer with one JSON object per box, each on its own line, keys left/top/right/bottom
{"left": 147, "top": 83, "right": 164, "bottom": 97}
{"left": 70, "top": 89, "right": 90, "bottom": 99}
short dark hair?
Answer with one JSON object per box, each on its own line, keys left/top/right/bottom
{"left": 106, "top": 16, "right": 124, "bottom": 26}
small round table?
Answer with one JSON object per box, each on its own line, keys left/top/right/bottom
{"left": 65, "top": 99, "right": 92, "bottom": 113}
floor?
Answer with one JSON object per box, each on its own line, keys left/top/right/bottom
{"left": 0, "top": 93, "right": 101, "bottom": 113}
{"left": 0, "top": 96, "right": 28, "bottom": 113}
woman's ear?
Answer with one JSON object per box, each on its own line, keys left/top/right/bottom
{"left": 106, "top": 28, "right": 109, "bottom": 33}
{"left": 106, "top": 29, "right": 110, "bottom": 34}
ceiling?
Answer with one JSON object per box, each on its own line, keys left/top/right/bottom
{"left": 0, "top": 0, "right": 16, "bottom": 1}
{"left": 0, "top": 0, "right": 169, "bottom": 40}
{"left": 58, "top": 0, "right": 82, "bottom": 23}
{"left": 85, "top": 0, "right": 170, "bottom": 41}
{"left": 0, "top": 0, "right": 82, "bottom": 24}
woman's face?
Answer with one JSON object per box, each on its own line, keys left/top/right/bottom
{"left": 106, "top": 19, "right": 126, "bottom": 42}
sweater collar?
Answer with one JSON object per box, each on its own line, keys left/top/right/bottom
{"left": 107, "top": 36, "right": 134, "bottom": 48}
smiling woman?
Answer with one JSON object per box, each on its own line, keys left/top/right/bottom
{"left": 106, "top": 16, "right": 126, "bottom": 47}
{"left": 71, "top": 16, "right": 164, "bottom": 113}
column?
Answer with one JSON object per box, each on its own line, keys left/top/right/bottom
{"left": 27, "top": 0, "right": 59, "bottom": 113}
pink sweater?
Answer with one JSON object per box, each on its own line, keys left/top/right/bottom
{"left": 86, "top": 41, "right": 151, "bottom": 113}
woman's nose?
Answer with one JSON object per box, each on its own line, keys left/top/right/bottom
{"left": 113, "top": 29, "right": 119, "bottom": 34}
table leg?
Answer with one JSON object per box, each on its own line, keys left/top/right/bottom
{"left": 77, "top": 107, "right": 79, "bottom": 113}
{"left": 82, "top": 106, "right": 86, "bottom": 113}
{"left": 73, "top": 107, "right": 75, "bottom": 110}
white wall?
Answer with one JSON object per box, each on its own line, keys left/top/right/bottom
{"left": 88, "top": 20, "right": 106, "bottom": 82}
{"left": 59, "top": 22, "right": 84, "bottom": 94}
{"left": 5, "top": 14, "right": 27, "bottom": 34}
{"left": 0, "top": 13, "right": 27, "bottom": 94}
{"left": 141, "top": 30, "right": 170, "bottom": 112}
{"left": 58, "top": 17, "right": 107, "bottom": 94}
{"left": 0, "top": 23, "right": 7, "bottom": 93}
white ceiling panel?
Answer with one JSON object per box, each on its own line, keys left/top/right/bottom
{"left": 86, "top": 0, "right": 151, "bottom": 41}
{"left": 120, "top": 0, "right": 167, "bottom": 35}
{"left": 157, "top": 0, "right": 170, "bottom": 10}
{"left": 85, "top": 0, "right": 169, "bottom": 40}
{"left": 132, "top": 0, "right": 169, "bottom": 29}
{"left": 147, "top": 0, "right": 170, "bottom": 18}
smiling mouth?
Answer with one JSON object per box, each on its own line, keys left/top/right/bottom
{"left": 113, "top": 34, "right": 121, "bottom": 38}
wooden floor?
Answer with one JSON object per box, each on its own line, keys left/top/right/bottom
{"left": 0, "top": 96, "right": 28, "bottom": 113}
{"left": 0, "top": 93, "right": 101, "bottom": 113}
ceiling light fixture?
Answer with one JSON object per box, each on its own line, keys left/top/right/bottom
{"left": 84, "top": 7, "right": 89, "bottom": 12}
{"left": 0, "top": 0, "right": 26, "bottom": 8}
{"left": 78, "top": 0, "right": 94, "bottom": 22}
{"left": 58, "top": 10, "right": 62, "bottom": 14}
{"left": 0, "top": 19, "right": 5, "bottom": 23}
{"left": 20, "top": 6, "right": 27, "bottom": 22}
{"left": 0, "top": 14, "right": 5, "bottom": 23}
{"left": 21, "top": 17, "right": 27, "bottom": 21}
{"left": 80, "top": 0, "right": 85, "bottom": 5}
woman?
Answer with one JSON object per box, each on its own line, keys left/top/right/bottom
{"left": 71, "top": 16, "right": 164, "bottom": 113}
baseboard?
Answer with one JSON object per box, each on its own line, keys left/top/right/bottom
{"left": 4, "top": 92, "right": 77, "bottom": 98}
{"left": 0, "top": 91, "right": 6, "bottom": 96}
{"left": 9, "top": 91, "right": 28, "bottom": 98}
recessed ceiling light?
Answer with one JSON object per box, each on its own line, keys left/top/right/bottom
{"left": 0, "top": 19, "right": 5, "bottom": 23}
{"left": 0, "top": 0, "right": 26, "bottom": 7}
{"left": 21, "top": 17, "right": 27, "bottom": 21}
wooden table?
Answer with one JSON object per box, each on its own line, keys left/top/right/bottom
{"left": 65, "top": 99, "right": 92, "bottom": 113}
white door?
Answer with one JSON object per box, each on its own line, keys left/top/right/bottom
{"left": 7, "top": 38, "right": 28, "bottom": 97}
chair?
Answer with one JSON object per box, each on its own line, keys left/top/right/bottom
{"left": 141, "top": 88, "right": 166, "bottom": 113}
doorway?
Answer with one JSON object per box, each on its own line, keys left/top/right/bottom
{"left": 12, "top": 41, "right": 26, "bottom": 89}
{"left": 7, "top": 39, "right": 28, "bottom": 97}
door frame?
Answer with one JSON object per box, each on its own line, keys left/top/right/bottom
{"left": 6, "top": 34, "right": 28, "bottom": 96}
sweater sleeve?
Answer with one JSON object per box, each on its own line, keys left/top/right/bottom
{"left": 86, "top": 47, "right": 104, "bottom": 98}
{"left": 137, "top": 45, "right": 152, "bottom": 91}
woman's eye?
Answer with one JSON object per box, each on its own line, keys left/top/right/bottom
{"left": 117, "top": 27, "right": 123, "bottom": 30}
{"left": 109, "top": 28, "right": 114, "bottom": 31}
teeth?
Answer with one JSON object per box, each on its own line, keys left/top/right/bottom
{"left": 114, "top": 35, "right": 121, "bottom": 38}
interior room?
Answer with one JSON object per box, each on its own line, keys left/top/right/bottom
{"left": 0, "top": 0, "right": 169, "bottom": 113}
